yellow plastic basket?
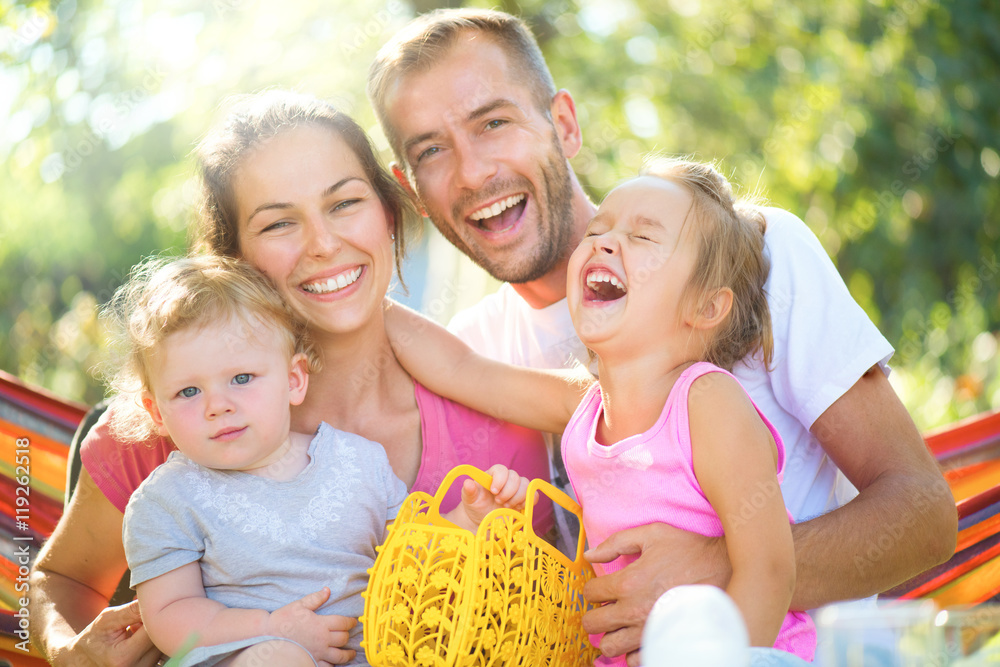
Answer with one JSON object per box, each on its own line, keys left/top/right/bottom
{"left": 362, "top": 464, "right": 600, "bottom": 666}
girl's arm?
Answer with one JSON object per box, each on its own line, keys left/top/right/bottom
{"left": 688, "top": 372, "right": 795, "bottom": 648}
{"left": 136, "top": 563, "right": 356, "bottom": 663}
{"left": 383, "top": 299, "right": 591, "bottom": 433}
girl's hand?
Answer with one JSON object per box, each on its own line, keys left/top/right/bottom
{"left": 266, "top": 588, "right": 357, "bottom": 664}
{"left": 457, "top": 464, "right": 531, "bottom": 528}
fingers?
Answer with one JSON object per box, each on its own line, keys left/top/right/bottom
{"left": 132, "top": 640, "right": 165, "bottom": 667}
{"left": 100, "top": 598, "right": 143, "bottom": 627}
{"left": 317, "top": 647, "right": 357, "bottom": 664}
{"left": 329, "top": 629, "right": 351, "bottom": 647}
{"left": 461, "top": 478, "right": 485, "bottom": 506}
{"left": 298, "top": 587, "right": 332, "bottom": 611}
{"left": 486, "top": 465, "right": 527, "bottom": 507}
{"left": 325, "top": 615, "right": 358, "bottom": 632}
{"left": 600, "top": 628, "right": 643, "bottom": 664}
{"left": 584, "top": 525, "right": 650, "bottom": 564}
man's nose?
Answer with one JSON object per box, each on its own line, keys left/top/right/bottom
{"left": 453, "top": 138, "right": 497, "bottom": 191}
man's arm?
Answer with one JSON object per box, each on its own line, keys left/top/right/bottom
{"left": 583, "top": 366, "right": 957, "bottom": 665}
{"left": 28, "top": 469, "right": 162, "bottom": 667}
{"left": 789, "top": 365, "right": 957, "bottom": 609}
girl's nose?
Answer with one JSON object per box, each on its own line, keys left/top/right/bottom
{"left": 595, "top": 235, "right": 618, "bottom": 255}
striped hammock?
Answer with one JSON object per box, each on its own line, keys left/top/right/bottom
{"left": 1, "top": 369, "right": 998, "bottom": 664}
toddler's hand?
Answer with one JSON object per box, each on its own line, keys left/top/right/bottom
{"left": 266, "top": 587, "right": 357, "bottom": 664}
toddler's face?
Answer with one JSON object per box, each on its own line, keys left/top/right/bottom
{"left": 142, "top": 318, "right": 308, "bottom": 472}
{"left": 566, "top": 176, "right": 701, "bottom": 358}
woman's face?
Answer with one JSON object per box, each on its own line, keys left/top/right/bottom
{"left": 234, "top": 124, "right": 395, "bottom": 338}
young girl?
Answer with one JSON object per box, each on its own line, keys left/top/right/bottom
{"left": 107, "top": 254, "right": 531, "bottom": 667}
{"left": 387, "top": 158, "right": 816, "bottom": 663}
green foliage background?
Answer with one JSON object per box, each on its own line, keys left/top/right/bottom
{"left": 1, "top": 0, "right": 998, "bottom": 430}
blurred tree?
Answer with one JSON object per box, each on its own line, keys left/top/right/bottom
{"left": 1, "top": 0, "right": 997, "bottom": 428}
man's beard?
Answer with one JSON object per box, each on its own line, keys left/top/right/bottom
{"left": 426, "top": 141, "right": 576, "bottom": 284}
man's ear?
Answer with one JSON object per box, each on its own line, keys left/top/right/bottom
{"left": 693, "top": 288, "right": 734, "bottom": 330}
{"left": 390, "top": 162, "right": 426, "bottom": 217}
{"left": 288, "top": 353, "right": 310, "bottom": 407}
{"left": 550, "top": 89, "right": 583, "bottom": 160}
{"left": 141, "top": 391, "right": 168, "bottom": 436}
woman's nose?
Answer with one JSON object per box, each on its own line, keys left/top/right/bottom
{"left": 307, "top": 217, "right": 341, "bottom": 258}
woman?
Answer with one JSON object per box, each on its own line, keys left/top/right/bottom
{"left": 28, "top": 91, "right": 552, "bottom": 666}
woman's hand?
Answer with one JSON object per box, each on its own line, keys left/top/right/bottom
{"left": 52, "top": 600, "right": 162, "bottom": 667}
{"left": 266, "top": 588, "right": 358, "bottom": 664}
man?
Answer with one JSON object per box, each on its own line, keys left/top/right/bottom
{"left": 369, "top": 8, "right": 956, "bottom": 665}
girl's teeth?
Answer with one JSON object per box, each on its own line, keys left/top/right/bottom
{"left": 586, "top": 271, "right": 626, "bottom": 291}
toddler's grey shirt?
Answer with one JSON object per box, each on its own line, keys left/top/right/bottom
{"left": 124, "top": 421, "right": 408, "bottom": 664}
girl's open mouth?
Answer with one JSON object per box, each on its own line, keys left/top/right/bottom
{"left": 584, "top": 267, "right": 628, "bottom": 303}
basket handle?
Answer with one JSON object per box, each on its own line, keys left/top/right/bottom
{"left": 431, "top": 464, "right": 589, "bottom": 566}
{"left": 524, "top": 476, "right": 589, "bottom": 565}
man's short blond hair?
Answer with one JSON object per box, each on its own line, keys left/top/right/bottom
{"left": 368, "top": 8, "right": 557, "bottom": 161}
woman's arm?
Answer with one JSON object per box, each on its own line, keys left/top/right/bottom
{"left": 383, "top": 299, "right": 591, "bottom": 433}
{"left": 28, "top": 469, "right": 163, "bottom": 667}
{"left": 137, "top": 563, "right": 356, "bottom": 663}
{"left": 689, "top": 373, "right": 795, "bottom": 648}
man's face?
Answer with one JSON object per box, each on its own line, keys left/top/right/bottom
{"left": 382, "top": 36, "right": 578, "bottom": 283}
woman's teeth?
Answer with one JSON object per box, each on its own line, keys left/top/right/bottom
{"left": 469, "top": 194, "right": 525, "bottom": 221}
{"left": 302, "top": 267, "right": 363, "bottom": 294}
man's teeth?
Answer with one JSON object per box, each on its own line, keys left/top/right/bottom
{"left": 302, "top": 267, "right": 363, "bottom": 294}
{"left": 586, "top": 270, "right": 627, "bottom": 292}
{"left": 469, "top": 194, "right": 525, "bottom": 221}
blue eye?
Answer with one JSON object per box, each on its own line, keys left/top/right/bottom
{"left": 417, "top": 146, "right": 440, "bottom": 163}
{"left": 333, "top": 199, "right": 359, "bottom": 212}
{"left": 261, "top": 220, "right": 291, "bottom": 233}
{"left": 233, "top": 373, "right": 252, "bottom": 385}
{"left": 179, "top": 387, "right": 199, "bottom": 398}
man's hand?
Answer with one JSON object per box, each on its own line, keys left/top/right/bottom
{"left": 52, "top": 600, "right": 162, "bottom": 667}
{"left": 266, "top": 588, "right": 357, "bottom": 664}
{"left": 582, "top": 523, "right": 728, "bottom": 666}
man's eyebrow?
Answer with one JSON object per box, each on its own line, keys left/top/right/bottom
{"left": 247, "top": 177, "right": 364, "bottom": 223}
{"left": 467, "top": 98, "right": 518, "bottom": 122}
{"left": 401, "top": 98, "right": 520, "bottom": 158}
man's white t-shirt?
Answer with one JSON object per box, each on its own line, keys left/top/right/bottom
{"left": 448, "top": 206, "right": 894, "bottom": 525}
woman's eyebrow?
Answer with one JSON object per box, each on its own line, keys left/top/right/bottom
{"left": 247, "top": 177, "right": 366, "bottom": 223}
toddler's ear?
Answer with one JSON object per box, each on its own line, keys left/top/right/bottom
{"left": 141, "top": 392, "right": 168, "bottom": 436}
{"left": 694, "top": 288, "right": 734, "bottom": 330}
{"left": 288, "top": 353, "right": 309, "bottom": 407}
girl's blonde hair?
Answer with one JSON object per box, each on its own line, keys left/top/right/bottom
{"left": 102, "top": 254, "right": 320, "bottom": 443}
{"left": 641, "top": 157, "right": 773, "bottom": 371}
